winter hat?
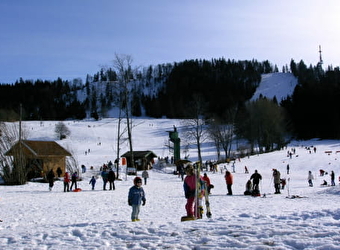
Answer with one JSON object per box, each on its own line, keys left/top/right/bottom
{"left": 185, "top": 164, "right": 194, "bottom": 175}
{"left": 133, "top": 177, "right": 142, "bottom": 185}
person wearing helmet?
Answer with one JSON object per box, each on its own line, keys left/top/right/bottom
{"left": 128, "top": 176, "right": 146, "bottom": 222}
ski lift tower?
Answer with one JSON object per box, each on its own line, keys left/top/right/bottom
{"left": 167, "top": 125, "right": 181, "bottom": 163}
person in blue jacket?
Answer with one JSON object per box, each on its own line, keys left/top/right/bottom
{"left": 128, "top": 177, "right": 146, "bottom": 222}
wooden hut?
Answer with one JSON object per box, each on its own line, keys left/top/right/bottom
{"left": 5, "top": 140, "right": 71, "bottom": 179}
{"left": 121, "top": 150, "right": 157, "bottom": 171}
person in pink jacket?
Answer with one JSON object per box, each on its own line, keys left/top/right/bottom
{"left": 183, "top": 165, "right": 196, "bottom": 218}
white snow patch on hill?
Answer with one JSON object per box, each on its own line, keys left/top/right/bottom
{"left": 251, "top": 73, "right": 298, "bottom": 102}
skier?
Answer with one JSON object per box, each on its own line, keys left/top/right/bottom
{"left": 250, "top": 170, "right": 262, "bottom": 195}
{"left": 273, "top": 169, "right": 281, "bottom": 194}
{"left": 308, "top": 171, "right": 314, "bottom": 187}
{"left": 128, "top": 177, "right": 146, "bottom": 222}
{"left": 183, "top": 165, "right": 196, "bottom": 219}
{"left": 46, "top": 169, "right": 55, "bottom": 191}
{"left": 89, "top": 176, "right": 96, "bottom": 190}
{"left": 224, "top": 171, "right": 233, "bottom": 195}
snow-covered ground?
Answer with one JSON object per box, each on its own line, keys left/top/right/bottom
{"left": 1, "top": 118, "right": 340, "bottom": 250}
{"left": 251, "top": 73, "right": 298, "bottom": 102}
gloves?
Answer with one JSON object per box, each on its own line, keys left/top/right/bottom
{"left": 142, "top": 200, "right": 146, "bottom": 206}
{"left": 128, "top": 200, "right": 132, "bottom": 206}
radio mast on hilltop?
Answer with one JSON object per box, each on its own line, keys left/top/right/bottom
{"left": 318, "top": 45, "right": 323, "bottom": 65}
{"left": 317, "top": 45, "right": 323, "bottom": 74}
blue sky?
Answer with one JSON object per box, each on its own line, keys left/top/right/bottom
{"left": 1, "top": 0, "right": 340, "bottom": 83}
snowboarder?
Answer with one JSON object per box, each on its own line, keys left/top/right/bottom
{"left": 142, "top": 169, "right": 149, "bottom": 185}
{"left": 63, "top": 172, "right": 70, "bottom": 192}
{"left": 308, "top": 171, "right": 314, "bottom": 187}
{"left": 46, "top": 169, "right": 55, "bottom": 191}
{"left": 224, "top": 171, "right": 233, "bottom": 195}
{"left": 128, "top": 176, "right": 146, "bottom": 222}
{"left": 273, "top": 169, "right": 281, "bottom": 194}
{"left": 89, "top": 176, "right": 96, "bottom": 190}
{"left": 250, "top": 170, "right": 262, "bottom": 194}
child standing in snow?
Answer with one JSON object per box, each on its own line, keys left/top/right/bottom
{"left": 128, "top": 177, "right": 146, "bottom": 222}
{"left": 89, "top": 176, "right": 96, "bottom": 190}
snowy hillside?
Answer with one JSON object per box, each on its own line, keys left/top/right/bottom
{"left": 251, "top": 73, "right": 298, "bottom": 102}
{"left": 1, "top": 119, "right": 340, "bottom": 249}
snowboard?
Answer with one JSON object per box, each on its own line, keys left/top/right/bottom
{"left": 181, "top": 216, "right": 196, "bottom": 222}
{"left": 73, "top": 188, "right": 82, "bottom": 192}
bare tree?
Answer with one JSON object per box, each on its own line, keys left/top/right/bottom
{"left": 112, "top": 53, "right": 136, "bottom": 172}
{"left": 0, "top": 122, "right": 29, "bottom": 185}
{"left": 181, "top": 94, "right": 208, "bottom": 165}
{"left": 55, "top": 122, "right": 71, "bottom": 140}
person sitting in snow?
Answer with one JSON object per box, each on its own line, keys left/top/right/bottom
{"left": 281, "top": 178, "right": 286, "bottom": 190}
{"left": 128, "top": 176, "right": 146, "bottom": 222}
{"left": 244, "top": 180, "right": 252, "bottom": 195}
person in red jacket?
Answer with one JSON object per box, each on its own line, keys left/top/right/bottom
{"left": 63, "top": 172, "right": 70, "bottom": 192}
{"left": 225, "top": 170, "right": 233, "bottom": 195}
{"left": 202, "top": 173, "right": 212, "bottom": 194}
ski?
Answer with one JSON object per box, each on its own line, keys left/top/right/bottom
{"left": 204, "top": 181, "right": 212, "bottom": 218}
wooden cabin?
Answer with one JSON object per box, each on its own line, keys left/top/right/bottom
{"left": 5, "top": 140, "right": 71, "bottom": 180}
{"left": 121, "top": 150, "right": 157, "bottom": 171}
